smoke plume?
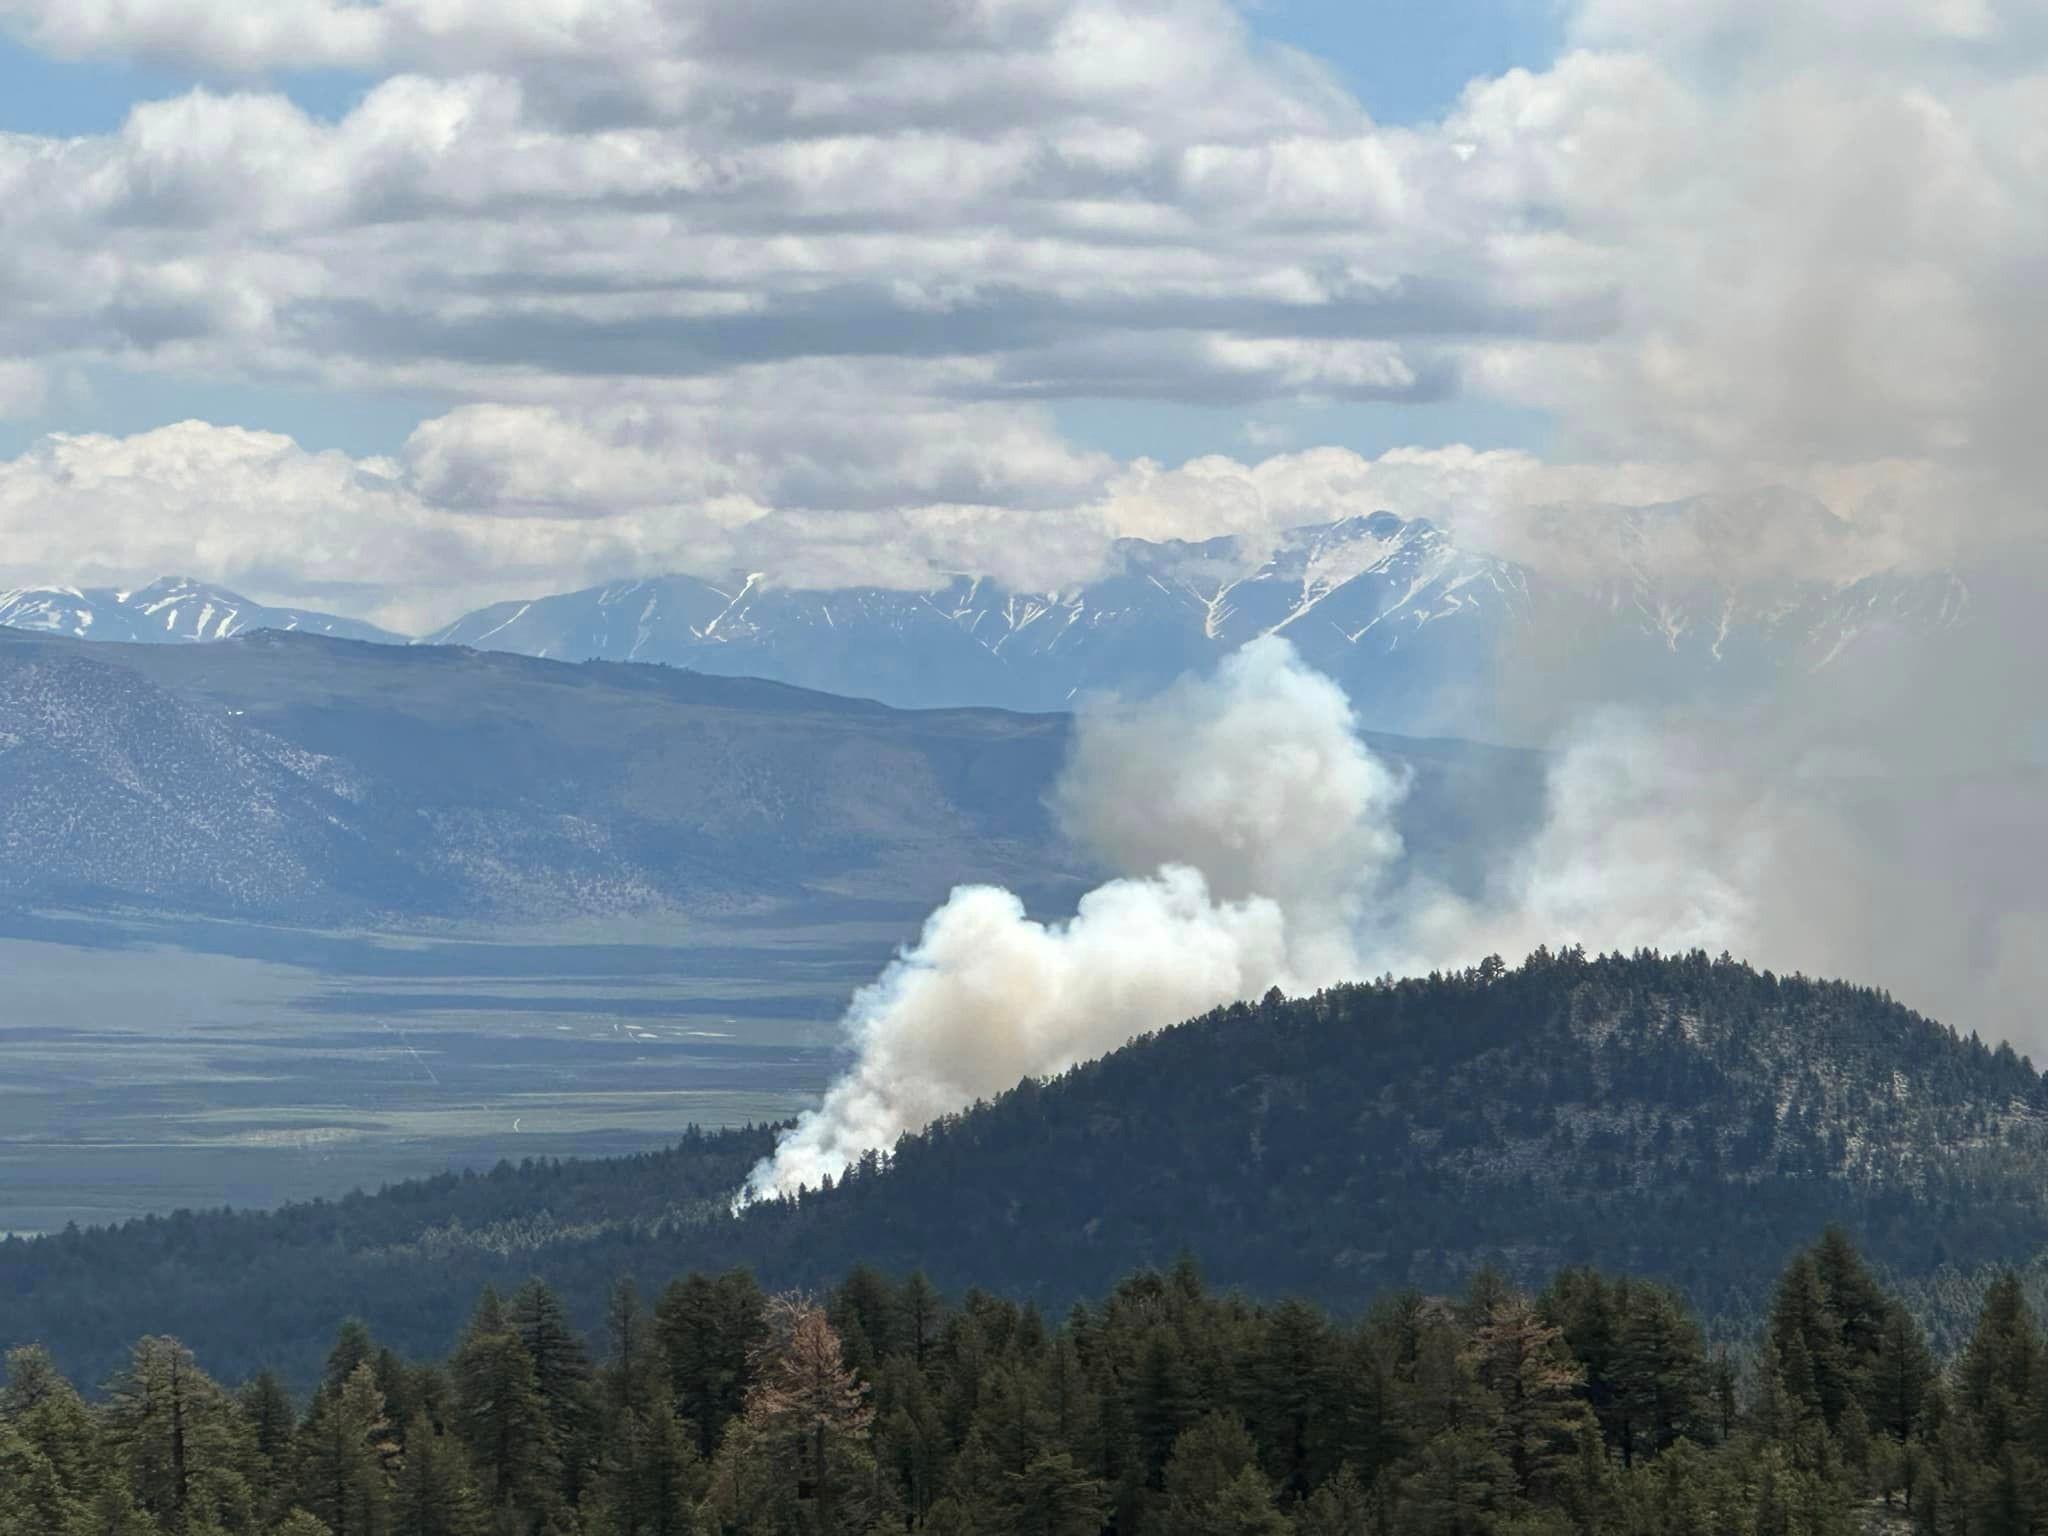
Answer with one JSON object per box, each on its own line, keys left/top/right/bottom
{"left": 745, "top": 0, "right": 2048, "bottom": 1203}
{"left": 743, "top": 638, "right": 1406, "bottom": 1201}
{"left": 743, "top": 640, "right": 1786, "bottom": 1203}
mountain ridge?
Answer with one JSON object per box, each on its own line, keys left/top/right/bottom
{"left": 0, "top": 576, "right": 405, "bottom": 646}
{"left": 6, "top": 501, "right": 1971, "bottom": 740}
{"left": 5, "top": 949, "right": 2047, "bottom": 1385}
{"left": 418, "top": 501, "right": 1975, "bottom": 739}
{"left": 0, "top": 627, "right": 1543, "bottom": 924}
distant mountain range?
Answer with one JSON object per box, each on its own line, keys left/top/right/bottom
{"left": 0, "top": 627, "right": 1075, "bottom": 924}
{"left": 0, "top": 627, "right": 1541, "bottom": 924}
{"left": 425, "top": 512, "right": 1516, "bottom": 735}
{"left": 422, "top": 503, "right": 1971, "bottom": 738}
{"left": 3, "top": 499, "right": 1972, "bottom": 740}
{"left": 0, "top": 576, "right": 404, "bottom": 646}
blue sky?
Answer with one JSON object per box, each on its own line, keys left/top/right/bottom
{"left": 0, "top": 38, "right": 372, "bottom": 134}
{"left": 1255, "top": 0, "right": 1562, "bottom": 124}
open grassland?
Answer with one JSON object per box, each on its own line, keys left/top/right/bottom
{"left": 0, "top": 907, "right": 892, "bottom": 1231}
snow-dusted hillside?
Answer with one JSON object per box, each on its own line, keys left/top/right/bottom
{"left": 0, "top": 641, "right": 363, "bottom": 912}
{"left": 0, "top": 577, "right": 403, "bottom": 646}
{"left": 9, "top": 499, "right": 1971, "bottom": 739}
{"left": 426, "top": 504, "right": 1966, "bottom": 737}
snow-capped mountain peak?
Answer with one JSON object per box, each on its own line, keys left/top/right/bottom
{"left": 0, "top": 581, "right": 403, "bottom": 646}
{"left": 9, "top": 502, "right": 1972, "bottom": 740}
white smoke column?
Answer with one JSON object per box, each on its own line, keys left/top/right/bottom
{"left": 1054, "top": 634, "right": 1410, "bottom": 981}
{"left": 743, "top": 637, "right": 1410, "bottom": 1201}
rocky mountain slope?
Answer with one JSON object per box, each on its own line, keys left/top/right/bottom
{"left": 422, "top": 501, "right": 1967, "bottom": 738}
{"left": 10, "top": 498, "right": 1969, "bottom": 741}
{"left": 0, "top": 577, "right": 403, "bottom": 645}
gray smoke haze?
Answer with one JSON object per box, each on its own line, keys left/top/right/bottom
{"left": 745, "top": 0, "right": 2048, "bottom": 1199}
{"left": 746, "top": 638, "right": 1776, "bottom": 1201}
{"left": 748, "top": 597, "right": 2045, "bottom": 1200}
{"left": 1482, "top": 573, "right": 2048, "bottom": 1049}
{"left": 1460, "top": 0, "right": 2048, "bottom": 1042}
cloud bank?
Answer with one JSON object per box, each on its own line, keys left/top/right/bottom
{"left": 0, "top": 0, "right": 2042, "bottom": 1084}
{"left": 0, "top": 0, "right": 2038, "bottom": 610}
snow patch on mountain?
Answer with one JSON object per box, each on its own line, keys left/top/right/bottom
{"left": 0, "top": 579, "right": 403, "bottom": 646}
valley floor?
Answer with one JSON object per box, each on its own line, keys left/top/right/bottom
{"left": 0, "top": 906, "right": 894, "bottom": 1231}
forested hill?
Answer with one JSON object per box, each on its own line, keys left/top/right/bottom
{"left": 740, "top": 950, "right": 2048, "bottom": 1328}
{"left": 9, "top": 951, "right": 2048, "bottom": 1386}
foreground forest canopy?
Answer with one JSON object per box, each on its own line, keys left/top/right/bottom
{"left": 10, "top": 950, "right": 2048, "bottom": 1388}
{"left": 4, "top": 1230, "right": 2043, "bottom": 1535}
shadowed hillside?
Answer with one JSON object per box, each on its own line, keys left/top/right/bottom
{"left": 0, "top": 628, "right": 1541, "bottom": 925}
{"left": 7, "top": 951, "right": 2048, "bottom": 1385}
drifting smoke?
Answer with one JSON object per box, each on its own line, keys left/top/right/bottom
{"left": 742, "top": 640, "right": 1780, "bottom": 1203}
{"left": 743, "top": 638, "right": 1408, "bottom": 1202}
{"left": 745, "top": 0, "right": 2048, "bottom": 1204}
{"left": 746, "top": 618, "right": 2043, "bottom": 1204}
{"left": 1379, "top": 714, "right": 1771, "bottom": 977}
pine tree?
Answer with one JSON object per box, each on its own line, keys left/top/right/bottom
{"left": 830, "top": 1267, "right": 898, "bottom": 1377}
{"left": 1338, "top": 1328, "right": 1408, "bottom": 1488}
{"left": 1768, "top": 1256, "right": 1852, "bottom": 1431}
{"left": 1294, "top": 1464, "right": 1370, "bottom": 1536}
{"left": 874, "top": 1357, "right": 947, "bottom": 1524}
{"left": 389, "top": 1417, "right": 485, "bottom": 1536}
{"left": 1180, "top": 1467, "right": 1290, "bottom": 1536}
{"left": 293, "top": 1363, "right": 394, "bottom": 1536}
{"left": 322, "top": 1325, "right": 376, "bottom": 1399}
{"left": 1810, "top": 1229, "right": 1889, "bottom": 1396}
{"left": 700, "top": 1415, "right": 787, "bottom": 1535}
{"left": 1870, "top": 1303, "right": 1935, "bottom": 1442}
{"left": 1543, "top": 1270, "right": 1622, "bottom": 1454}
{"left": 1396, "top": 1426, "right": 1513, "bottom": 1536}
{"left": 657, "top": 1270, "right": 765, "bottom": 1459}
{"left": 1467, "top": 1295, "right": 1593, "bottom": 1501}
{"left": 742, "top": 1294, "right": 877, "bottom": 1534}
{"left": 1148, "top": 1415, "right": 1287, "bottom": 1536}
{"left": 898, "top": 1273, "right": 944, "bottom": 1372}
{"left": 238, "top": 1371, "right": 297, "bottom": 1525}
{"left": 511, "top": 1280, "right": 595, "bottom": 1503}
{"left": 1130, "top": 1331, "right": 1198, "bottom": 1485}
{"left": 1614, "top": 1284, "right": 1708, "bottom": 1455}
{"left": 0, "top": 1418, "right": 92, "bottom": 1536}
{"left": 604, "top": 1279, "right": 662, "bottom": 1423}
{"left": 2, "top": 1344, "right": 104, "bottom": 1530}
{"left": 1958, "top": 1274, "right": 2038, "bottom": 1460}
{"left": 449, "top": 1288, "right": 561, "bottom": 1526}
{"left": 104, "top": 1335, "right": 255, "bottom": 1534}
{"left": 596, "top": 1408, "right": 700, "bottom": 1536}
{"left": 1248, "top": 1298, "right": 1333, "bottom": 1500}
{"left": 1967, "top": 1446, "right": 2042, "bottom": 1536}
{"left": 1406, "top": 1304, "right": 1487, "bottom": 1445}
{"left": 994, "top": 1451, "right": 1106, "bottom": 1536}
